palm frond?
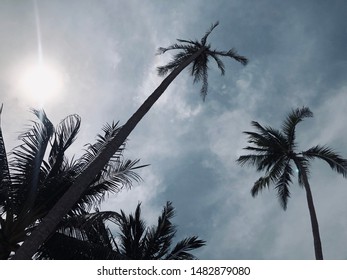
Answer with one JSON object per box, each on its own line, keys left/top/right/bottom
{"left": 73, "top": 159, "right": 146, "bottom": 214}
{"left": 166, "top": 236, "right": 205, "bottom": 260}
{"left": 210, "top": 48, "right": 248, "bottom": 65}
{"left": 176, "top": 38, "right": 199, "bottom": 45}
{"left": 248, "top": 121, "right": 288, "bottom": 153}
{"left": 116, "top": 205, "right": 147, "bottom": 259}
{"left": 53, "top": 212, "right": 117, "bottom": 253}
{"left": 201, "top": 21, "right": 219, "bottom": 46}
{"left": 250, "top": 157, "right": 286, "bottom": 197}
{"left": 189, "top": 52, "right": 209, "bottom": 100}
{"left": 239, "top": 126, "right": 287, "bottom": 169}
{"left": 143, "top": 201, "right": 176, "bottom": 259}
{"left": 78, "top": 121, "right": 126, "bottom": 175}
{"left": 274, "top": 161, "right": 293, "bottom": 210}
{"left": 0, "top": 105, "right": 11, "bottom": 210}
{"left": 237, "top": 154, "right": 273, "bottom": 171}
{"left": 157, "top": 51, "right": 193, "bottom": 76}
{"left": 48, "top": 114, "right": 81, "bottom": 175}
{"left": 282, "top": 107, "right": 313, "bottom": 150}
{"left": 302, "top": 145, "right": 347, "bottom": 177}
{"left": 251, "top": 176, "right": 272, "bottom": 197}
{"left": 156, "top": 43, "right": 193, "bottom": 55}
{"left": 242, "top": 131, "right": 272, "bottom": 149}
{"left": 209, "top": 52, "right": 226, "bottom": 75}
{"left": 9, "top": 109, "right": 54, "bottom": 214}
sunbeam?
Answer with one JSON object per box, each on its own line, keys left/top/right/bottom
{"left": 12, "top": 0, "right": 65, "bottom": 106}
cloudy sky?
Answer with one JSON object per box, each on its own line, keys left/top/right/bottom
{"left": 1, "top": 0, "right": 347, "bottom": 259}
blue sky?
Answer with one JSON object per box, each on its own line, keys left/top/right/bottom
{"left": 1, "top": 0, "right": 347, "bottom": 259}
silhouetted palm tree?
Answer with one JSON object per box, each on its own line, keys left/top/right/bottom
{"left": 36, "top": 202, "right": 205, "bottom": 260}
{"left": 237, "top": 107, "right": 347, "bottom": 260}
{"left": 14, "top": 21, "right": 247, "bottom": 259}
{"left": 0, "top": 108, "right": 144, "bottom": 259}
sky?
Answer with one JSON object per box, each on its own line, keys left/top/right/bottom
{"left": 1, "top": 0, "right": 347, "bottom": 259}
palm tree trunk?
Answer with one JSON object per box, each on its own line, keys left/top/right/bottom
{"left": 12, "top": 47, "right": 206, "bottom": 259}
{"left": 295, "top": 160, "right": 323, "bottom": 260}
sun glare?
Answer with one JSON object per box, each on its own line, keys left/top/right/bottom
{"left": 17, "top": 62, "right": 63, "bottom": 106}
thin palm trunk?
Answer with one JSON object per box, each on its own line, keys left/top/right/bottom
{"left": 295, "top": 160, "right": 323, "bottom": 260}
{"left": 12, "top": 48, "right": 206, "bottom": 259}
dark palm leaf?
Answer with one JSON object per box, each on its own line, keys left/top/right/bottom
{"left": 9, "top": 109, "right": 54, "bottom": 215}
{"left": 79, "top": 122, "right": 125, "bottom": 169}
{"left": 208, "top": 52, "right": 226, "bottom": 75}
{"left": 0, "top": 105, "right": 11, "bottom": 213}
{"left": 248, "top": 121, "right": 288, "bottom": 152}
{"left": 58, "top": 211, "right": 119, "bottom": 237}
{"left": 302, "top": 145, "right": 347, "bottom": 177}
{"left": 73, "top": 159, "right": 146, "bottom": 214}
{"left": 166, "top": 236, "right": 206, "bottom": 260}
{"left": 282, "top": 107, "right": 313, "bottom": 150}
{"left": 157, "top": 51, "right": 193, "bottom": 77}
{"left": 117, "top": 206, "right": 147, "bottom": 259}
{"left": 67, "top": 121, "right": 147, "bottom": 214}
{"left": 48, "top": 114, "right": 81, "bottom": 175}
{"left": 143, "top": 201, "right": 176, "bottom": 259}
{"left": 250, "top": 157, "right": 286, "bottom": 197}
{"left": 274, "top": 160, "right": 293, "bottom": 210}
{"left": 200, "top": 21, "right": 219, "bottom": 46}
{"left": 208, "top": 48, "right": 248, "bottom": 66}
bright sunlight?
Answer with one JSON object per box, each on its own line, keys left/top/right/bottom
{"left": 17, "top": 62, "right": 63, "bottom": 106}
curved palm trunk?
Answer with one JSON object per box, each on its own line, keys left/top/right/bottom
{"left": 12, "top": 48, "right": 206, "bottom": 259}
{"left": 295, "top": 160, "right": 323, "bottom": 260}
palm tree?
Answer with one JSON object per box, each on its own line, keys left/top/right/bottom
{"left": 36, "top": 202, "right": 205, "bottom": 260}
{"left": 0, "top": 108, "right": 144, "bottom": 259}
{"left": 13, "top": 21, "right": 248, "bottom": 259}
{"left": 236, "top": 107, "right": 347, "bottom": 260}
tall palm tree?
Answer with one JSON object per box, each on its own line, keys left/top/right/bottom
{"left": 0, "top": 108, "right": 144, "bottom": 259}
{"left": 36, "top": 202, "right": 205, "bottom": 260}
{"left": 236, "top": 107, "right": 347, "bottom": 260}
{"left": 13, "top": 21, "right": 248, "bottom": 259}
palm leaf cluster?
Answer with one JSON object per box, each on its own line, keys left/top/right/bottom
{"left": 237, "top": 107, "right": 347, "bottom": 209}
{"left": 112, "top": 201, "right": 205, "bottom": 260}
{"left": 0, "top": 109, "right": 144, "bottom": 259}
{"left": 36, "top": 202, "right": 205, "bottom": 260}
{"left": 157, "top": 21, "right": 248, "bottom": 101}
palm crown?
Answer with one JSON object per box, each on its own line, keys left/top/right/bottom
{"left": 237, "top": 107, "right": 347, "bottom": 209}
{"left": 157, "top": 21, "right": 248, "bottom": 100}
{"left": 114, "top": 201, "right": 205, "bottom": 260}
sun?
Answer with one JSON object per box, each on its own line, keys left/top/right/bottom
{"left": 17, "top": 61, "right": 64, "bottom": 106}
